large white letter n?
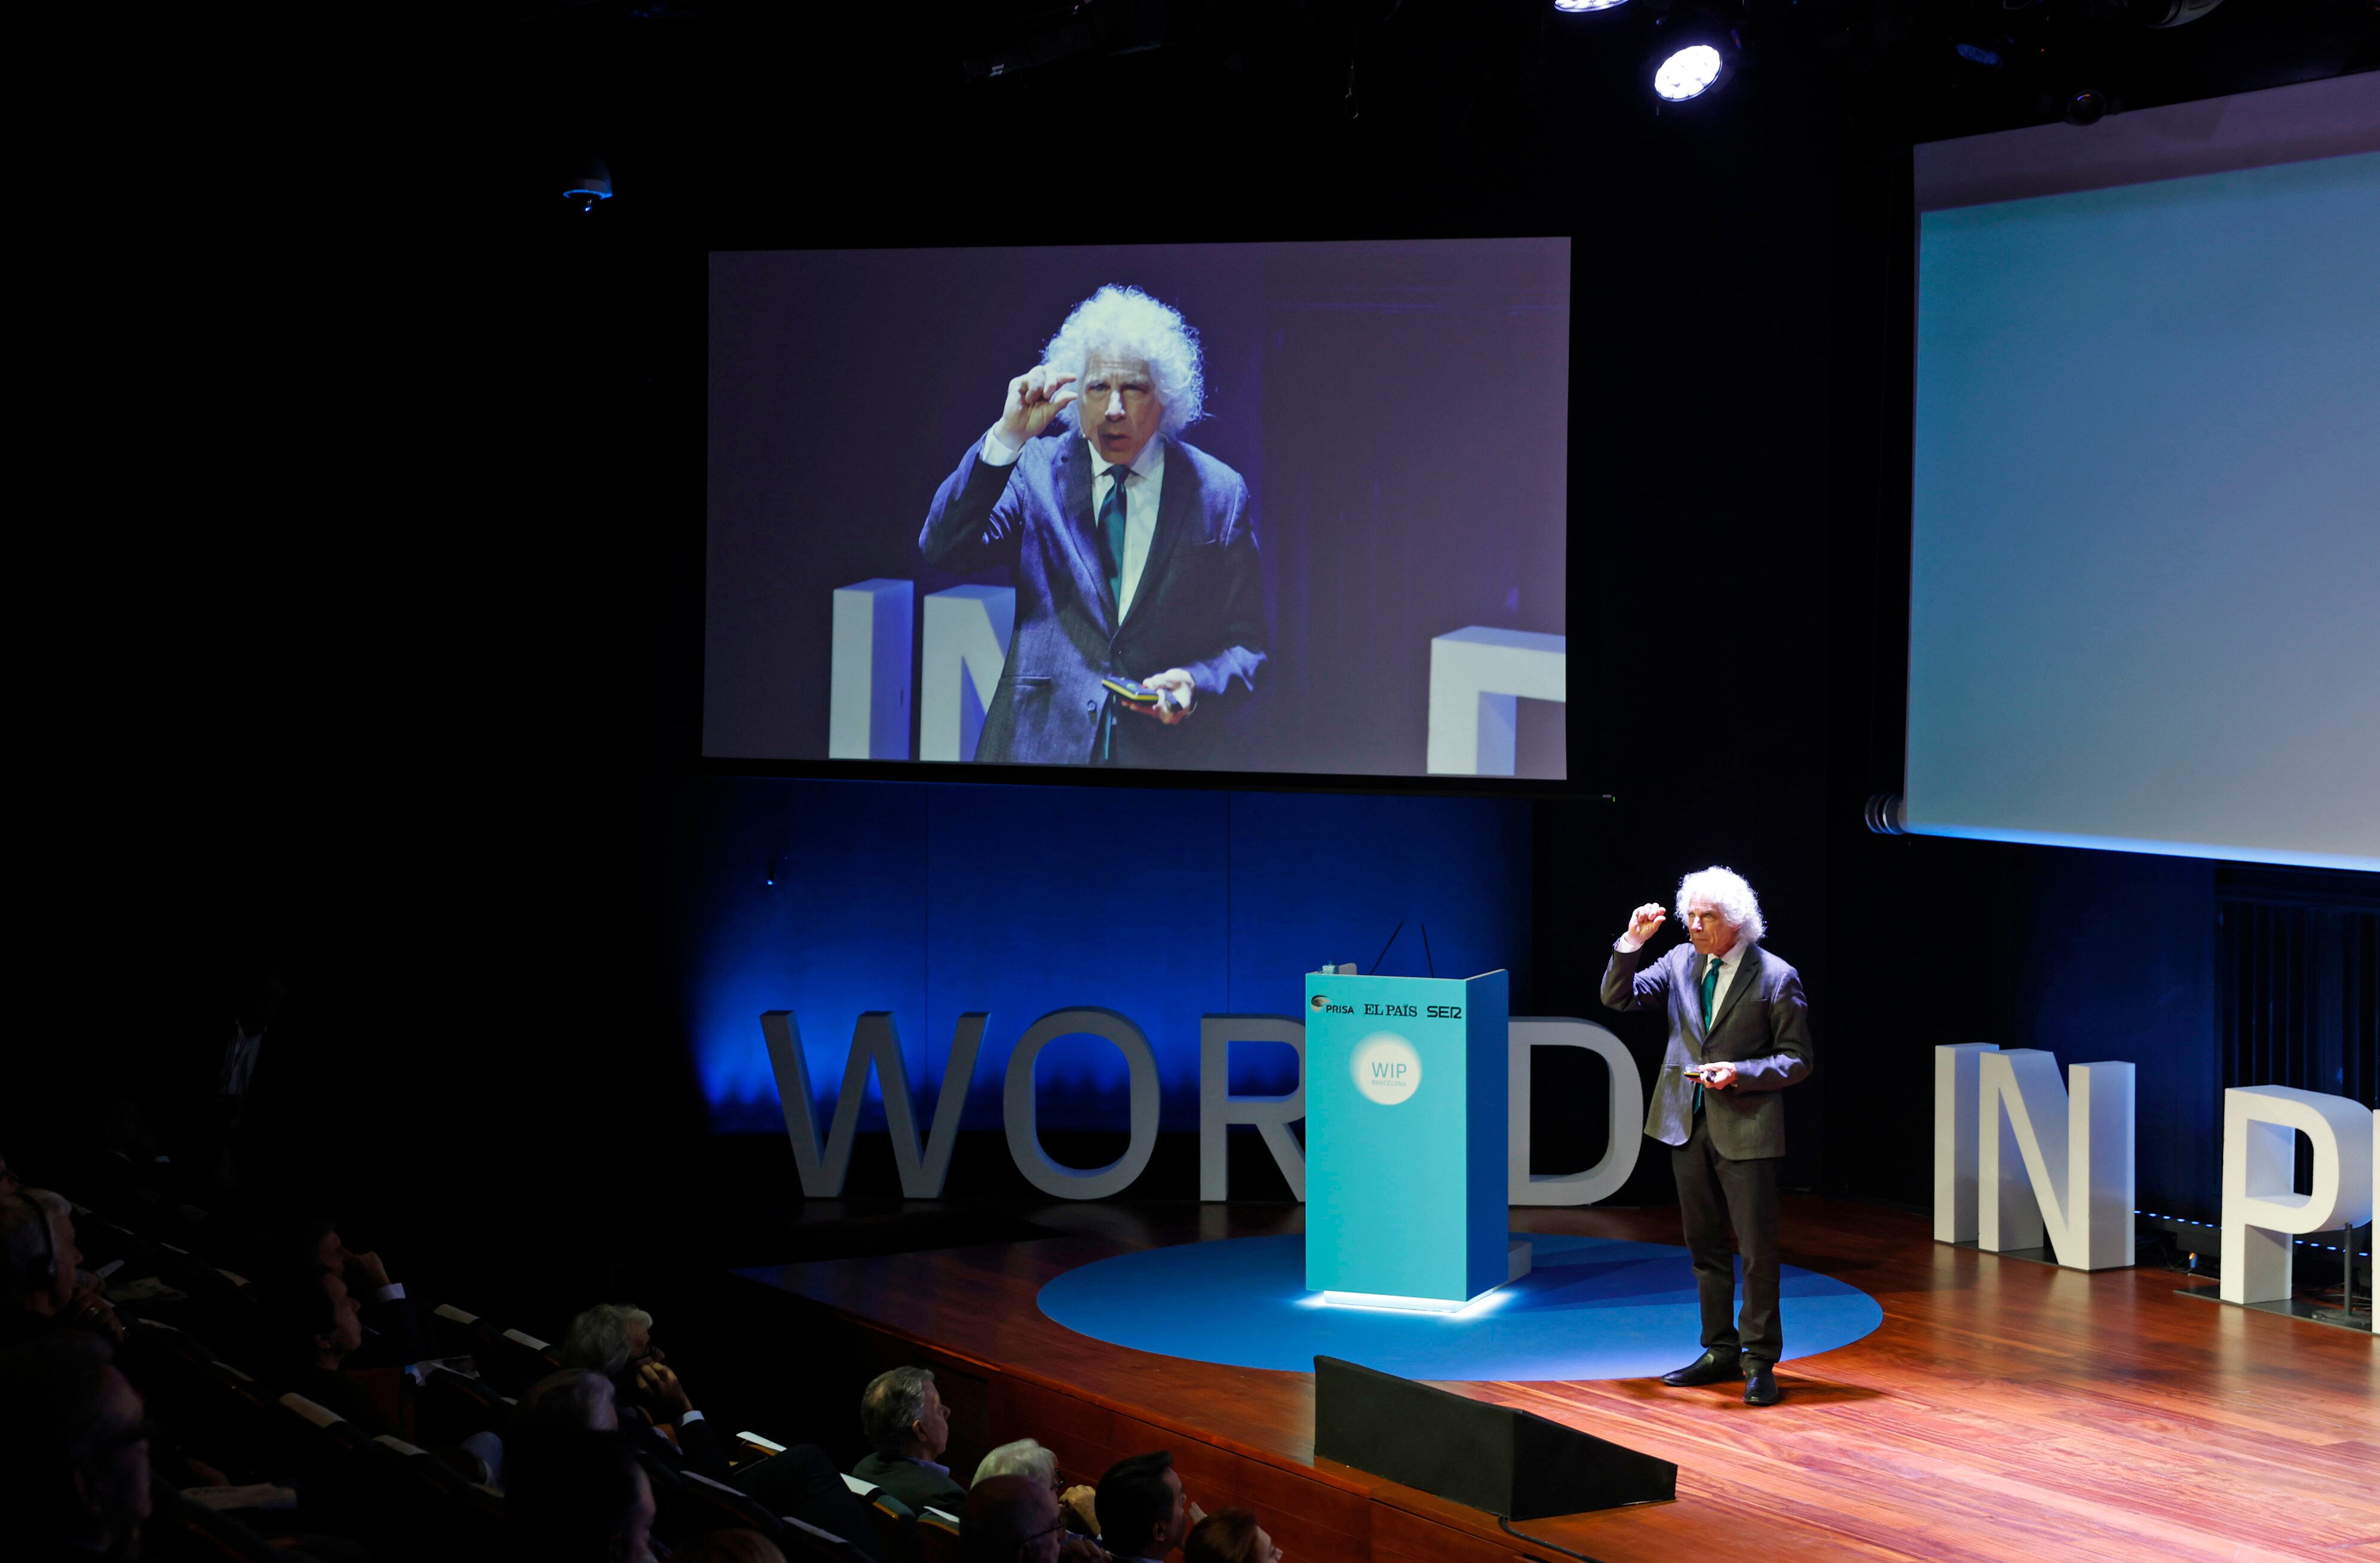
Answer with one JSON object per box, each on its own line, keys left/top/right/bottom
{"left": 762, "top": 1010, "right": 986, "bottom": 1198}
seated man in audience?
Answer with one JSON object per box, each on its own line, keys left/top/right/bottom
{"left": 1096, "top": 1451, "right": 1203, "bottom": 1562}
{"left": 458, "top": 1367, "right": 621, "bottom": 1492}
{"left": 504, "top": 1428, "right": 657, "bottom": 1562}
{"left": 0, "top": 1332, "right": 155, "bottom": 1559}
{"left": 254, "top": 1262, "right": 393, "bottom": 1436}
{"left": 853, "top": 1364, "right": 967, "bottom": 1514}
{"left": 274, "top": 1214, "right": 430, "bottom": 1368}
{"left": 520, "top": 1366, "right": 621, "bottom": 1433}
{"left": 965, "top": 1474, "right": 1067, "bottom": 1563}
{"left": 562, "top": 1301, "right": 734, "bottom": 1479}
{"left": 975, "top": 1436, "right": 1101, "bottom": 1536}
{"left": 1, "top": 1188, "right": 125, "bottom": 1349}
{"left": 561, "top": 1304, "right": 879, "bottom": 1553}
{"left": 1186, "top": 1509, "right": 1283, "bottom": 1563}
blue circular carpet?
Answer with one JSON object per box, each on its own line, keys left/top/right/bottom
{"left": 1037, "top": 1231, "right": 1883, "bottom": 1381}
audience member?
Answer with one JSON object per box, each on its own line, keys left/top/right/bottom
{"left": 975, "top": 1436, "right": 1100, "bottom": 1535}
{"left": 520, "top": 1366, "right": 622, "bottom": 1433}
{"left": 272, "top": 1214, "right": 430, "bottom": 1367}
{"left": 562, "top": 1301, "right": 735, "bottom": 1480}
{"left": 673, "top": 1530, "right": 790, "bottom": 1563}
{"left": 1185, "top": 1509, "right": 1282, "bottom": 1563}
{"left": 854, "top": 1364, "right": 968, "bottom": 1514}
{"left": 455, "top": 1368, "right": 622, "bottom": 1492}
{"left": 1096, "top": 1451, "right": 1201, "bottom": 1562}
{"left": 253, "top": 1262, "right": 393, "bottom": 1436}
{"left": 0, "top": 1332, "right": 154, "bottom": 1559}
{"left": 557, "top": 1307, "right": 879, "bottom": 1553}
{"left": 504, "top": 1429, "right": 657, "bottom": 1562}
{"left": 1, "top": 1188, "right": 125, "bottom": 1349}
{"left": 964, "top": 1474, "right": 1066, "bottom": 1563}
{"left": 0, "top": 1145, "right": 20, "bottom": 1197}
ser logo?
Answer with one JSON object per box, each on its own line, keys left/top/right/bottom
{"left": 1310, "top": 994, "right": 1355, "bottom": 1015}
{"left": 1351, "top": 1033, "right": 1422, "bottom": 1105}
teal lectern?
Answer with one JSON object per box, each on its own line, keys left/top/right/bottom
{"left": 1305, "top": 969, "right": 1522, "bottom": 1307}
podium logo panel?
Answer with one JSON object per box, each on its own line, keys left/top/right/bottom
{"left": 1352, "top": 1033, "right": 1423, "bottom": 1105}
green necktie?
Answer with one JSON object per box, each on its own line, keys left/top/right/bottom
{"left": 1097, "top": 465, "right": 1128, "bottom": 610}
{"left": 1095, "top": 465, "right": 1128, "bottom": 763}
{"left": 1695, "top": 956, "right": 1721, "bottom": 1114}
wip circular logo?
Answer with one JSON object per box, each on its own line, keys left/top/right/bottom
{"left": 1350, "top": 1032, "right": 1422, "bottom": 1106}
{"left": 1311, "top": 994, "right": 1329, "bottom": 1011}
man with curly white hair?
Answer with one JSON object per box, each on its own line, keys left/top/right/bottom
{"left": 1601, "top": 865, "right": 1812, "bottom": 1406}
{"left": 919, "top": 284, "right": 1268, "bottom": 767}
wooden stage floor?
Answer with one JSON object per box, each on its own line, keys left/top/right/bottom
{"left": 735, "top": 1199, "right": 2379, "bottom": 1563}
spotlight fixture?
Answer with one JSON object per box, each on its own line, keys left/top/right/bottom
{"left": 2060, "top": 87, "right": 2111, "bottom": 125}
{"left": 1646, "top": 7, "right": 1738, "bottom": 103}
{"left": 563, "top": 155, "right": 614, "bottom": 214}
{"left": 1552, "top": 0, "right": 1631, "bottom": 12}
{"left": 1863, "top": 793, "right": 1907, "bottom": 836}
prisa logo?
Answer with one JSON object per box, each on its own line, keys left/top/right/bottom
{"left": 1350, "top": 1034, "right": 1422, "bottom": 1106}
{"left": 1311, "top": 994, "right": 1355, "bottom": 1014}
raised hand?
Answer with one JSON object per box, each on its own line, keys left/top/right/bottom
{"left": 1625, "top": 903, "right": 1668, "bottom": 943}
{"left": 999, "top": 365, "right": 1080, "bottom": 448}
{"left": 634, "top": 1360, "right": 694, "bottom": 1421}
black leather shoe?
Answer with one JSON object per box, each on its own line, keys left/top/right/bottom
{"left": 1660, "top": 1350, "right": 1743, "bottom": 1387}
{"left": 1743, "top": 1360, "right": 1780, "bottom": 1405}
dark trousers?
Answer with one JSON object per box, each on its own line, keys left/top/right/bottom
{"left": 1671, "top": 1111, "right": 1783, "bottom": 1365}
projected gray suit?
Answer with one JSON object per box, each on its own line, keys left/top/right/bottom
{"left": 918, "top": 430, "right": 1268, "bottom": 768}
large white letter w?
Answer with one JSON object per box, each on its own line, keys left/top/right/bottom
{"left": 761, "top": 1011, "right": 986, "bottom": 1198}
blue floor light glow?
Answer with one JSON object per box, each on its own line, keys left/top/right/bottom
{"left": 1038, "top": 1231, "right": 1884, "bottom": 1381}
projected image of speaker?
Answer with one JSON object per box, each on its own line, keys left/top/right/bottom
{"left": 1312, "top": 1356, "right": 1676, "bottom": 1519}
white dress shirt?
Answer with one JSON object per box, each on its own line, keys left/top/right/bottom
{"left": 980, "top": 424, "right": 1167, "bottom": 619}
{"left": 1612, "top": 928, "right": 1753, "bottom": 1032}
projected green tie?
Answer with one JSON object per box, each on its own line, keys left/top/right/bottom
{"left": 1096, "top": 465, "right": 1129, "bottom": 763}
{"left": 1098, "top": 465, "right": 1128, "bottom": 610}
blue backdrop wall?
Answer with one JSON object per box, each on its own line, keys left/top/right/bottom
{"left": 665, "top": 779, "right": 1535, "bottom": 1136}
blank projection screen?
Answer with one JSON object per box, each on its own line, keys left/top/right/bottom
{"left": 1908, "top": 76, "right": 2380, "bottom": 872}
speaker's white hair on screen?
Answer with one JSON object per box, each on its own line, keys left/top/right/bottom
{"left": 1041, "top": 284, "right": 1207, "bottom": 439}
{"left": 1676, "top": 866, "right": 1766, "bottom": 943}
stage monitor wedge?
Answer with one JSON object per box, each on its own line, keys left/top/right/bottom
{"left": 1312, "top": 1354, "right": 1676, "bottom": 1519}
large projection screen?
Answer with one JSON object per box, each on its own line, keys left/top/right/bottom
{"left": 1907, "top": 78, "right": 2380, "bottom": 872}
{"left": 706, "top": 238, "right": 1570, "bottom": 782}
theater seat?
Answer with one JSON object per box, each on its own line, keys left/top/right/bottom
{"left": 868, "top": 1488, "right": 920, "bottom": 1563}
{"left": 416, "top": 1363, "right": 513, "bottom": 1446}
{"left": 916, "top": 1504, "right": 964, "bottom": 1563}
{"left": 781, "top": 1513, "right": 877, "bottom": 1562}
{"left": 665, "top": 1469, "right": 792, "bottom": 1546}
{"left": 427, "top": 1303, "right": 563, "bottom": 1395}
{"left": 360, "top": 1433, "right": 507, "bottom": 1555}
{"left": 145, "top": 1494, "right": 284, "bottom": 1562}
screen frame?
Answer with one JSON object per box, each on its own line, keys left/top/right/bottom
{"left": 695, "top": 231, "right": 1593, "bottom": 800}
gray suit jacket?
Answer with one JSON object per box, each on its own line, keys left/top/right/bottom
{"left": 918, "top": 431, "right": 1268, "bottom": 767}
{"left": 1600, "top": 942, "right": 1813, "bottom": 1160}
